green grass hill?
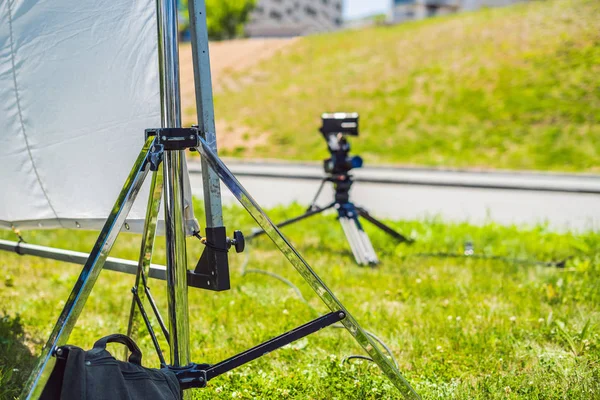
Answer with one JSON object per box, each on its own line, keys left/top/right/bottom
{"left": 209, "top": 0, "right": 600, "bottom": 172}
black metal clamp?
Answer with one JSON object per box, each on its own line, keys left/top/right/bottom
{"left": 188, "top": 228, "right": 245, "bottom": 291}
{"left": 143, "top": 127, "right": 245, "bottom": 291}
{"left": 145, "top": 127, "right": 201, "bottom": 151}
{"left": 144, "top": 127, "right": 202, "bottom": 171}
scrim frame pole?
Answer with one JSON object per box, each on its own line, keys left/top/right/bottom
{"left": 188, "top": 0, "right": 224, "bottom": 229}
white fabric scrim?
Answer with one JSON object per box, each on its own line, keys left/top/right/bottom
{"left": 0, "top": 0, "right": 197, "bottom": 233}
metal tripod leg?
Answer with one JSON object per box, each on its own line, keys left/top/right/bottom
{"left": 21, "top": 137, "right": 156, "bottom": 399}
{"left": 356, "top": 206, "right": 412, "bottom": 243}
{"left": 248, "top": 202, "right": 335, "bottom": 239}
{"left": 339, "top": 216, "right": 378, "bottom": 266}
{"left": 195, "top": 138, "right": 420, "bottom": 400}
{"left": 125, "top": 167, "right": 164, "bottom": 356}
{"left": 308, "top": 178, "right": 328, "bottom": 209}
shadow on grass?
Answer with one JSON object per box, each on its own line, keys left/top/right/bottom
{"left": 0, "top": 314, "right": 36, "bottom": 400}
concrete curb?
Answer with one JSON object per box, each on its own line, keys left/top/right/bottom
{"left": 186, "top": 160, "right": 600, "bottom": 194}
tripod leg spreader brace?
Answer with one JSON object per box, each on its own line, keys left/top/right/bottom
{"left": 172, "top": 311, "right": 346, "bottom": 389}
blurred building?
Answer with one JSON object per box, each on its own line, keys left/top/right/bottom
{"left": 389, "top": 0, "right": 524, "bottom": 23}
{"left": 246, "top": 0, "right": 343, "bottom": 37}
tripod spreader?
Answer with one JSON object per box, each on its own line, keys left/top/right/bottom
{"left": 171, "top": 311, "right": 346, "bottom": 389}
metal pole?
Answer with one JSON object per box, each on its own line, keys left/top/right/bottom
{"left": 163, "top": 151, "right": 191, "bottom": 367}
{"left": 156, "top": 0, "right": 190, "bottom": 369}
{"left": 187, "top": 0, "right": 224, "bottom": 228}
{"left": 125, "top": 168, "right": 164, "bottom": 350}
{"left": 0, "top": 239, "right": 169, "bottom": 281}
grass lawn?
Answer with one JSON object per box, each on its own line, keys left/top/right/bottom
{"left": 203, "top": 0, "right": 600, "bottom": 172}
{"left": 0, "top": 201, "right": 599, "bottom": 399}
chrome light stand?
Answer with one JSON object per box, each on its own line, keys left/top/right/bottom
{"left": 156, "top": 0, "right": 191, "bottom": 372}
{"left": 20, "top": 0, "right": 420, "bottom": 398}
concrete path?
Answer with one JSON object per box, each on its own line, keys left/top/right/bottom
{"left": 187, "top": 160, "right": 600, "bottom": 232}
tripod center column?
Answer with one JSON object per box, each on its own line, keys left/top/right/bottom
{"left": 156, "top": 0, "right": 191, "bottom": 369}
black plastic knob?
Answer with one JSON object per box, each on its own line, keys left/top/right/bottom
{"left": 232, "top": 230, "right": 245, "bottom": 253}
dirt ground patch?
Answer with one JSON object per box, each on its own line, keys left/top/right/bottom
{"left": 179, "top": 38, "right": 296, "bottom": 153}
{"left": 179, "top": 38, "right": 295, "bottom": 119}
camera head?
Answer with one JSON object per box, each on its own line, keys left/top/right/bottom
{"left": 320, "top": 112, "right": 359, "bottom": 137}
{"left": 320, "top": 112, "right": 363, "bottom": 176}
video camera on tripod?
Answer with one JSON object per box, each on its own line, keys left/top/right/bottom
{"left": 249, "top": 112, "right": 411, "bottom": 265}
{"left": 320, "top": 113, "right": 363, "bottom": 176}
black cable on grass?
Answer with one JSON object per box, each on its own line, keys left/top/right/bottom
{"left": 239, "top": 240, "right": 399, "bottom": 368}
{"left": 239, "top": 238, "right": 575, "bottom": 369}
{"left": 394, "top": 240, "right": 571, "bottom": 268}
{"left": 343, "top": 355, "right": 373, "bottom": 364}
{"left": 331, "top": 325, "right": 399, "bottom": 368}
{"left": 240, "top": 241, "right": 310, "bottom": 306}
{"left": 243, "top": 268, "right": 306, "bottom": 301}
{"left": 403, "top": 252, "right": 569, "bottom": 268}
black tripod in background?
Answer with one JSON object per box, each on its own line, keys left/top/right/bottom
{"left": 249, "top": 113, "right": 412, "bottom": 266}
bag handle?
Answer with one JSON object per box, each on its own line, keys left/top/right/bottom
{"left": 92, "top": 334, "right": 143, "bottom": 365}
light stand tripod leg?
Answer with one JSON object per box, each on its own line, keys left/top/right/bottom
{"left": 356, "top": 206, "right": 412, "bottom": 243}
{"left": 125, "top": 167, "right": 164, "bottom": 357}
{"left": 195, "top": 139, "right": 420, "bottom": 400}
{"left": 21, "top": 137, "right": 156, "bottom": 399}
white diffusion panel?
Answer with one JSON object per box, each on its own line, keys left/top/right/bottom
{"left": 0, "top": 0, "right": 196, "bottom": 233}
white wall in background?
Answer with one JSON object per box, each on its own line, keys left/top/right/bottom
{"left": 247, "top": 0, "right": 344, "bottom": 37}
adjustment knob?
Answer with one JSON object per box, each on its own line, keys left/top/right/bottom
{"left": 231, "top": 230, "right": 245, "bottom": 253}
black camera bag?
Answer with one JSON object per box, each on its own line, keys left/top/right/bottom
{"left": 40, "top": 334, "right": 181, "bottom": 400}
